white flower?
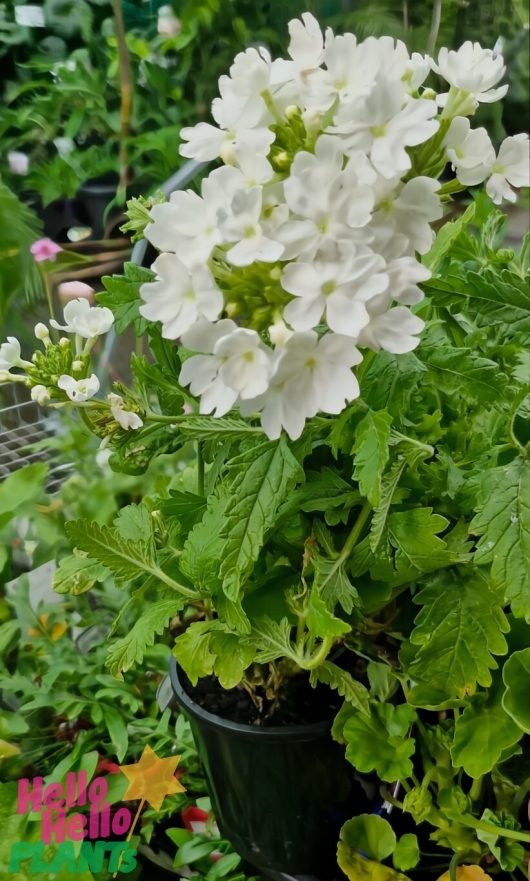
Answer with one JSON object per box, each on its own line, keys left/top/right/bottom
{"left": 444, "top": 117, "right": 495, "bottom": 185}
{"left": 288, "top": 12, "right": 325, "bottom": 71}
{"left": 486, "top": 133, "right": 530, "bottom": 204}
{"left": 108, "top": 393, "right": 143, "bottom": 430}
{"left": 0, "top": 336, "right": 23, "bottom": 370}
{"left": 180, "top": 320, "right": 273, "bottom": 415}
{"left": 139, "top": 253, "right": 223, "bottom": 339}
{"left": 433, "top": 42, "right": 508, "bottom": 113}
{"left": 180, "top": 121, "right": 274, "bottom": 164}
{"left": 385, "top": 257, "right": 431, "bottom": 305}
{"left": 30, "top": 385, "right": 51, "bottom": 405}
{"left": 277, "top": 137, "right": 373, "bottom": 260}
{"left": 8, "top": 150, "right": 29, "bottom": 175}
{"left": 57, "top": 374, "right": 100, "bottom": 402}
{"left": 241, "top": 331, "right": 362, "bottom": 440}
{"left": 357, "top": 304, "right": 424, "bottom": 353}
{"left": 281, "top": 251, "right": 387, "bottom": 337}
{"left": 218, "top": 187, "right": 285, "bottom": 266}
{"left": 50, "top": 299, "right": 114, "bottom": 339}
{"left": 373, "top": 177, "right": 442, "bottom": 255}
{"left": 334, "top": 78, "right": 439, "bottom": 178}
{"left": 145, "top": 167, "right": 243, "bottom": 262}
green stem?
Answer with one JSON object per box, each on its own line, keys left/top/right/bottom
{"left": 459, "top": 813, "right": 530, "bottom": 843}
{"left": 42, "top": 271, "right": 55, "bottom": 323}
{"left": 449, "top": 852, "right": 464, "bottom": 881}
{"left": 320, "top": 501, "right": 372, "bottom": 593}
{"left": 197, "top": 442, "right": 205, "bottom": 496}
{"left": 301, "top": 636, "right": 333, "bottom": 670}
{"left": 427, "top": 0, "right": 443, "bottom": 56}
{"left": 468, "top": 776, "right": 483, "bottom": 803}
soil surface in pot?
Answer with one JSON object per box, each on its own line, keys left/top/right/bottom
{"left": 182, "top": 669, "right": 345, "bottom": 726}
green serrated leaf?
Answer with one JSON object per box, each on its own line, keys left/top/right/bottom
{"left": 343, "top": 703, "right": 416, "bottom": 782}
{"left": 406, "top": 571, "right": 509, "bottom": 699}
{"left": 66, "top": 519, "right": 155, "bottom": 587}
{"left": 306, "top": 589, "right": 351, "bottom": 638}
{"left": 107, "top": 597, "right": 183, "bottom": 679}
{"left": 245, "top": 617, "right": 299, "bottom": 665}
{"left": 180, "top": 494, "right": 227, "bottom": 593}
{"left": 172, "top": 620, "right": 217, "bottom": 685}
{"left": 387, "top": 507, "right": 452, "bottom": 572}
{"left": 178, "top": 416, "right": 264, "bottom": 441}
{"left": 314, "top": 554, "right": 359, "bottom": 615}
{"left": 311, "top": 662, "right": 369, "bottom": 715}
{"left": 393, "top": 834, "right": 420, "bottom": 872}
{"left": 502, "top": 648, "right": 530, "bottom": 732}
{"left": 114, "top": 503, "right": 153, "bottom": 542}
{"left": 471, "top": 456, "right": 530, "bottom": 622}
{"left": 53, "top": 554, "right": 110, "bottom": 595}
{"left": 352, "top": 410, "right": 392, "bottom": 506}
{"left": 338, "top": 844, "right": 411, "bottom": 881}
{"left": 370, "top": 456, "right": 408, "bottom": 552}
{"left": 219, "top": 437, "right": 303, "bottom": 600}
{"left": 209, "top": 632, "right": 255, "bottom": 689}
{"left": 475, "top": 809, "right": 525, "bottom": 871}
{"left": 452, "top": 676, "right": 523, "bottom": 777}
{"left": 423, "top": 202, "right": 476, "bottom": 272}
{"left": 418, "top": 344, "right": 506, "bottom": 400}
{"left": 341, "top": 815, "right": 396, "bottom": 861}
{"left": 97, "top": 262, "right": 154, "bottom": 335}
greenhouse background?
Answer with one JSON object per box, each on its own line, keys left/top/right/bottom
{"left": 0, "top": 1, "right": 529, "bottom": 880}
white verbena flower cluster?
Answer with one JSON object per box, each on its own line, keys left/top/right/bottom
{"left": 0, "top": 299, "right": 143, "bottom": 432}
{"left": 139, "top": 16, "right": 528, "bottom": 440}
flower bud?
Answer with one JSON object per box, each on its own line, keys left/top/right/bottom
{"left": 285, "top": 105, "right": 299, "bottom": 120}
{"left": 59, "top": 337, "right": 70, "bottom": 347}
{"left": 31, "top": 385, "right": 51, "bottom": 405}
{"left": 34, "top": 323, "right": 50, "bottom": 342}
{"left": 72, "top": 360, "right": 84, "bottom": 372}
{"left": 302, "top": 108, "right": 322, "bottom": 134}
{"left": 269, "top": 319, "right": 293, "bottom": 347}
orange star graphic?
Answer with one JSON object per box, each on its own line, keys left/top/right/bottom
{"left": 119, "top": 745, "right": 185, "bottom": 810}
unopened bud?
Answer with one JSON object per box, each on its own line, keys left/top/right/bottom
{"left": 302, "top": 108, "right": 322, "bottom": 134}
{"left": 34, "top": 323, "right": 50, "bottom": 342}
{"left": 285, "top": 105, "right": 299, "bottom": 120}
{"left": 59, "top": 337, "right": 70, "bottom": 347}
{"left": 31, "top": 384, "right": 51, "bottom": 405}
{"left": 72, "top": 360, "right": 84, "bottom": 372}
{"left": 422, "top": 88, "right": 436, "bottom": 101}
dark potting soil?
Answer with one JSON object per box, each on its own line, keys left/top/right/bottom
{"left": 182, "top": 669, "right": 344, "bottom": 726}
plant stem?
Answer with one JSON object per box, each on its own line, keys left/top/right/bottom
{"left": 449, "top": 852, "right": 464, "bottom": 881}
{"left": 111, "top": 0, "right": 133, "bottom": 192}
{"left": 197, "top": 442, "right": 204, "bottom": 496}
{"left": 427, "top": 0, "right": 443, "bottom": 56}
{"left": 302, "top": 636, "right": 333, "bottom": 670}
{"left": 459, "top": 813, "right": 530, "bottom": 843}
{"left": 469, "top": 775, "right": 483, "bottom": 803}
{"left": 319, "top": 501, "right": 372, "bottom": 594}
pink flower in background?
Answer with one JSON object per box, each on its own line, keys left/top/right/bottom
{"left": 30, "top": 238, "right": 62, "bottom": 263}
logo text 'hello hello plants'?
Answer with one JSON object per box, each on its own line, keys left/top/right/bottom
{"left": 8, "top": 745, "right": 185, "bottom": 875}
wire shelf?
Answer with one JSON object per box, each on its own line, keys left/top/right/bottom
{"left": 0, "top": 385, "right": 72, "bottom": 493}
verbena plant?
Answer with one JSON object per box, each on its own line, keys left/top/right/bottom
{"left": 1, "top": 14, "right": 529, "bottom": 876}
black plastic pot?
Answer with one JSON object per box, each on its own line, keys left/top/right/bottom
{"left": 169, "top": 658, "right": 365, "bottom": 876}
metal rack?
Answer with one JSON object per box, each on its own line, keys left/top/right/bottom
{"left": 0, "top": 384, "right": 72, "bottom": 493}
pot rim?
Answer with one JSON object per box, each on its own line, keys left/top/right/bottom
{"left": 169, "top": 656, "right": 334, "bottom": 741}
